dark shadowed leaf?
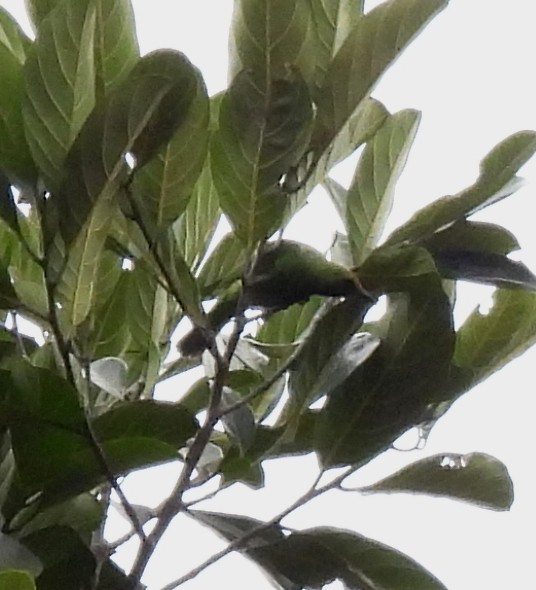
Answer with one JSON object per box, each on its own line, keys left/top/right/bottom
{"left": 432, "top": 249, "right": 536, "bottom": 291}
{"left": 361, "top": 452, "right": 514, "bottom": 510}
{"left": 94, "top": 0, "right": 139, "bottom": 97}
{"left": 192, "top": 509, "right": 300, "bottom": 590}
{"left": 251, "top": 527, "right": 447, "bottom": 590}
{"left": 23, "top": 526, "right": 96, "bottom": 590}
{"left": 455, "top": 288, "right": 536, "bottom": 387}
{"left": 316, "top": 249, "right": 455, "bottom": 467}
{"left": 312, "top": 0, "right": 446, "bottom": 153}
{"left": 282, "top": 295, "right": 373, "bottom": 437}
{"left": 57, "top": 49, "right": 202, "bottom": 245}
{"left": 387, "top": 131, "right": 536, "bottom": 245}
{"left": 422, "top": 220, "right": 520, "bottom": 255}
{"left": 211, "top": 68, "right": 313, "bottom": 246}
{"left": 23, "top": 0, "right": 96, "bottom": 193}
{"left": 0, "top": 9, "right": 35, "bottom": 185}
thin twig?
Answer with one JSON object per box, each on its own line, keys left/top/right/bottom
{"left": 158, "top": 464, "right": 360, "bottom": 590}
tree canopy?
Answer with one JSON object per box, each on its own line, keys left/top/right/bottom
{"left": 0, "top": 0, "right": 533, "bottom": 589}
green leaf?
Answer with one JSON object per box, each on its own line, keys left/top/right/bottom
{"left": 0, "top": 10, "right": 36, "bottom": 185}
{"left": 0, "top": 570, "right": 36, "bottom": 590}
{"left": 130, "top": 61, "right": 209, "bottom": 233}
{"left": 422, "top": 220, "right": 520, "bottom": 256}
{"left": 281, "top": 296, "right": 373, "bottom": 436}
{"left": 256, "top": 295, "right": 323, "bottom": 346}
{"left": 24, "top": 0, "right": 62, "bottom": 28}
{"left": 251, "top": 527, "right": 447, "bottom": 590}
{"left": 312, "top": 0, "right": 447, "bottom": 152}
{"left": 387, "top": 130, "right": 536, "bottom": 245}
{"left": 361, "top": 452, "right": 514, "bottom": 511}
{"left": 0, "top": 7, "right": 32, "bottom": 61}
{"left": 94, "top": 0, "right": 139, "bottom": 97}
{"left": 228, "top": 0, "right": 311, "bottom": 81}
{"left": 23, "top": 526, "right": 96, "bottom": 590}
{"left": 211, "top": 68, "right": 313, "bottom": 246}
{"left": 23, "top": 0, "right": 96, "bottom": 192}
{"left": 306, "top": 0, "right": 363, "bottom": 96}
{"left": 192, "top": 510, "right": 300, "bottom": 590}
{"left": 432, "top": 250, "right": 536, "bottom": 291}
{"left": 455, "top": 288, "right": 536, "bottom": 386}
{"left": 220, "top": 388, "right": 256, "bottom": 454}
{"left": 327, "top": 109, "right": 421, "bottom": 265}
{"left": 174, "top": 163, "right": 220, "bottom": 269}
{"left": 57, "top": 49, "right": 203, "bottom": 245}
{"left": 317, "top": 249, "right": 455, "bottom": 467}
{"left": 89, "top": 356, "right": 128, "bottom": 397}
{"left": 197, "top": 233, "right": 245, "bottom": 296}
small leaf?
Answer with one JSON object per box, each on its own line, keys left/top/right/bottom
{"left": 432, "top": 250, "right": 536, "bottom": 291}
{"left": 211, "top": 68, "right": 313, "bottom": 246}
{"left": 387, "top": 130, "right": 536, "bottom": 245}
{"left": 361, "top": 452, "right": 514, "bottom": 510}
{"left": 23, "top": 0, "right": 97, "bottom": 192}
{"left": 89, "top": 357, "right": 128, "bottom": 398}
{"left": 196, "top": 232, "right": 246, "bottom": 296}
{"left": 24, "top": 0, "right": 62, "bottom": 28}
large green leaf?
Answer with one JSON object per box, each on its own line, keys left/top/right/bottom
{"left": 387, "top": 130, "right": 536, "bottom": 245}
{"left": 130, "top": 62, "right": 209, "bottom": 233}
{"left": 228, "top": 0, "right": 311, "bottom": 81}
{"left": 327, "top": 109, "right": 421, "bottom": 265}
{"left": 306, "top": 0, "right": 363, "bottom": 96}
{"left": 316, "top": 248, "right": 455, "bottom": 467}
{"left": 211, "top": 68, "right": 313, "bottom": 246}
{"left": 251, "top": 527, "right": 447, "bottom": 589}
{"left": 0, "top": 9, "right": 36, "bottom": 185}
{"left": 173, "top": 163, "right": 220, "bottom": 269}
{"left": 454, "top": 288, "right": 536, "bottom": 387}
{"left": 94, "top": 0, "right": 139, "bottom": 98}
{"left": 57, "top": 49, "right": 203, "bottom": 245}
{"left": 23, "top": 0, "right": 96, "bottom": 193}
{"left": 361, "top": 452, "right": 514, "bottom": 511}
{"left": 312, "top": 0, "right": 446, "bottom": 152}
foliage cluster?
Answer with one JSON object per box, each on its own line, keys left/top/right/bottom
{"left": 0, "top": 0, "right": 534, "bottom": 588}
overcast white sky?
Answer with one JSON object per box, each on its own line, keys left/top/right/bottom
{"left": 2, "top": 1, "right": 536, "bottom": 589}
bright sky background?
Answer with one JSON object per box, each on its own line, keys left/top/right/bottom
{"left": 2, "top": 1, "right": 536, "bottom": 589}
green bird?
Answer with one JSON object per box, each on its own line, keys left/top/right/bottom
{"left": 178, "top": 240, "right": 370, "bottom": 356}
